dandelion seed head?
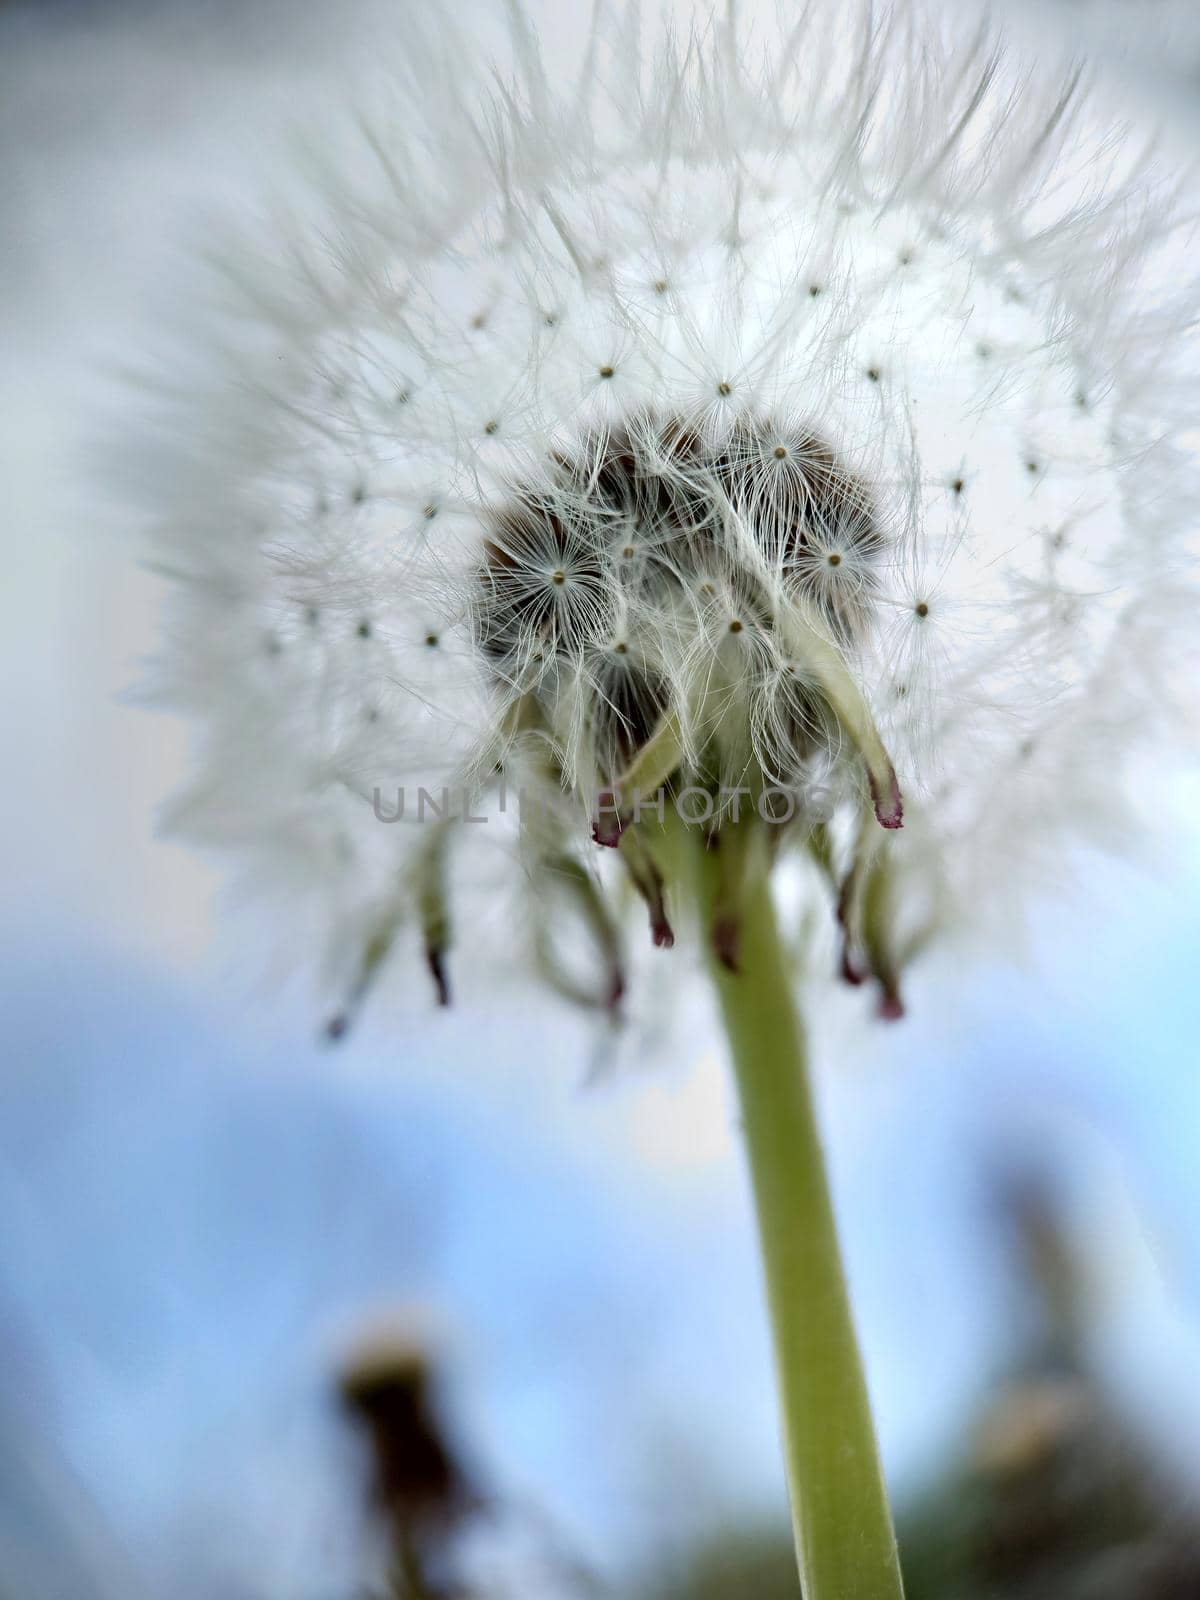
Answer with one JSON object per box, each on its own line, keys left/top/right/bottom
{"left": 136, "top": 0, "right": 1200, "bottom": 1028}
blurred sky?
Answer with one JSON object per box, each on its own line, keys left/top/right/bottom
{"left": 4, "top": 1, "right": 1200, "bottom": 1596}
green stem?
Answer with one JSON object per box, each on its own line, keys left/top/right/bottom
{"left": 693, "top": 829, "right": 904, "bottom": 1600}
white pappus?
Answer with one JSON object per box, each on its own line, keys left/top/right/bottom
{"left": 136, "top": 0, "right": 1200, "bottom": 1035}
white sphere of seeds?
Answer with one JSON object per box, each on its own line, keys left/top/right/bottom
{"left": 137, "top": 0, "right": 1200, "bottom": 1027}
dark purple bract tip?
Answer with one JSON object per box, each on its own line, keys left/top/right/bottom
{"left": 711, "top": 915, "right": 741, "bottom": 974}
{"left": 591, "top": 789, "right": 625, "bottom": 848}
{"left": 839, "top": 951, "right": 866, "bottom": 987}
{"left": 870, "top": 768, "right": 904, "bottom": 830}
{"left": 427, "top": 948, "right": 452, "bottom": 1008}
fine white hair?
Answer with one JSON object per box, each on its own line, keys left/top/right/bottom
{"left": 131, "top": 0, "right": 1200, "bottom": 1028}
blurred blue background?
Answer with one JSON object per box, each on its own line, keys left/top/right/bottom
{"left": 4, "top": 1, "right": 1200, "bottom": 1595}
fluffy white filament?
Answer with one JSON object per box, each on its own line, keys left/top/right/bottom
{"left": 138, "top": 0, "right": 1199, "bottom": 1026}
